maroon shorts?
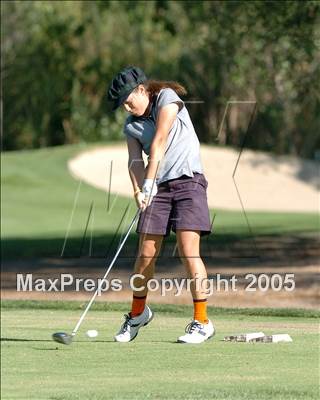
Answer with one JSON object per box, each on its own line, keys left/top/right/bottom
{"left": 137, "top": 173, "right": 212, "bottom": 237}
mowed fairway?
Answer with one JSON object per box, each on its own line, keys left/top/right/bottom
{"left": 1, "top": 302, "right": 319, "bottom": 400}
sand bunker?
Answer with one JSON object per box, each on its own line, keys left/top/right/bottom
{"left": 68, "top": 144, "right": 319, "bottom": 212}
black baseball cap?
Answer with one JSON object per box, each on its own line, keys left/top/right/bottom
{"left": 107, "top": 66, "right": 147, "bottom": 111}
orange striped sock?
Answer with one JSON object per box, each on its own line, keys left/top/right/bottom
{"left": 131, "top": 295, "right": 147, "bottom": 317}
{"left": 193, "top": 298, "right": 209, "bottom": 324}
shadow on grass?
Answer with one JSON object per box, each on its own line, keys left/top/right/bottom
{"left": 0, "top": 337, "right": 173, "bottom": 345}
{"left": 0, "top": 337, "right": 206, "bottom": 346}
{"left": 2, "top": 231, "right": 319, "bottom": 268}
{"left": 0, "top": 337, "right": 116, "bottom": 344}
{"left": 0, "top": 337, "right": 52, "bottom": 342}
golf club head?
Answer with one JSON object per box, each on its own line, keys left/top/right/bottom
{"left": 52, "top": 332, "right": 73, "bottom": 345}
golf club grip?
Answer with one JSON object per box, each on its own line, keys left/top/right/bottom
{"left": 71, "top": 208, "right": 142, "bottom": 336}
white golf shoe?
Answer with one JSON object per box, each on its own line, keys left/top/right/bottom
{"left": 114, "top": 305, "right": 154, "bottom": 342}
{"left": 177, "top": 319, "right": 215, "bottom": 344}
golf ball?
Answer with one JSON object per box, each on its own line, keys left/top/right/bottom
{"left": 86, "top": 329, "right": 98, "bottom": 338}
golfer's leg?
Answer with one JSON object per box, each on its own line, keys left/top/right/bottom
{"left": 130, "top": 233, "right": 163, "bottom": 316}
{"left": 114, "top": 233, "right": 164, "bottom": 342}
{"left": 176, "top": 229, "right": 210, "bottom": 324}
{"left": 176, "top": 229, "right": 208, "bottom": 299}
{"left": 175, "top": 229, "right": 215, "bottom": 343}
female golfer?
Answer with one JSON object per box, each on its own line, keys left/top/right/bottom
{"left": 107, "top": 66, "right": 214, "bottom": 344}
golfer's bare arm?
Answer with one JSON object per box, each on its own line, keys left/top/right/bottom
{"left": 145, "top": 103, "right": 179, "bottom": 181}
{"left": 126, "top": 135, "right": 145, "bottom": 192}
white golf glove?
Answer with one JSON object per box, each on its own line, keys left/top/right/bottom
{"left": 142, "top": 178, "right": 158, "bottom": 206}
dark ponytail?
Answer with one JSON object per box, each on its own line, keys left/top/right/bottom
{"left": 143, "top": 80, "right": 187, "bottom": 97}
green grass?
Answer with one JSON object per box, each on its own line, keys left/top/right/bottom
{"left": 2, "top": 300, "right": 319, "bottom": 318}
{"left": 1, "top": 143, "right": 319, "bottom": 258}
{"left": 1, "top": 301, "right": 319, "bottom": 399}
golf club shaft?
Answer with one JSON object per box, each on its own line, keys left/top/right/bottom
{"left": 71, "top": 208, "right": 141, "bottom": 336}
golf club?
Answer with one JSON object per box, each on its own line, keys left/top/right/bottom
{"left": 52, "top": 207, "right": 142, "bottom": 345}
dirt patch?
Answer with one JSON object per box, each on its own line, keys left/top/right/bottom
{"left": 2, "top": 259, "right": 319, "bottom": 309}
